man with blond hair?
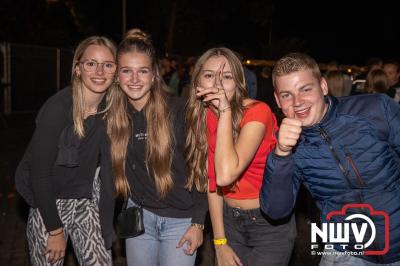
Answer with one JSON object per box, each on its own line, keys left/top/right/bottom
{"left": 260, "top": 53, "right": 400, "bottom": 265}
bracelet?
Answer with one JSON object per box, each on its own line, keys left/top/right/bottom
{"left": 191, "top": 223, "right": 205, "bottom": 230}
{"left": 219, "top": 106, "right": 231, "bottom": 113}
{"left": 213, "top": 238, "right": 228, "bottom": 245}
{"left": 48, "top": 228, "right": 64, "bottom": 236}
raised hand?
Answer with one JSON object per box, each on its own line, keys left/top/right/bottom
{"left": 196, "top": 63, "right": 230, "bottom": 112}
{"left": 275, "top": 105, "right": 302, "bottom": 156}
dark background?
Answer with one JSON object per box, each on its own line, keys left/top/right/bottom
{"left": 1, "top": 0, "right": 399, "bottom": 65}
{"left": 2, "top": 1, "right": 390, "bottom": 264}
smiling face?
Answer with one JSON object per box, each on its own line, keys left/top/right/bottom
{"left": 118, "top": 51, "right": 154, "bottom": 110}
{"left": 75, "top": 44, "right": 116, "bottom": 95}
{"left": 274, "top": 69, "right": 329, "bottom": 127}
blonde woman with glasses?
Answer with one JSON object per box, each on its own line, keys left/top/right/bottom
{"left": 16, "top": 36, "right": 117, "bottom": 265}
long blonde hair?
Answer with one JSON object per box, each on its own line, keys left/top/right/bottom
{"left": 185, "top": 47, "right": 248, "bottom": 192}
{"left": 107, "top": 29, "right": 174, "bottom": 199}
{"left": 71, "top": 36, "right": 117, "bottom": 138}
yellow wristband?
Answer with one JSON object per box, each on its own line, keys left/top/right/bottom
{"left": 213, "top": 238, "right": 228, "bottom": 245}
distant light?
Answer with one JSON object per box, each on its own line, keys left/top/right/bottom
{"left": 246, "top": 60, "right": 251, "bottom": 64}
{"left": 347, "top": 68, "right": 352, "bottom": 73}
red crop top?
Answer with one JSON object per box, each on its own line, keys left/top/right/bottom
{"left": 207, "top": 101, "right": 278, "bottom": 199}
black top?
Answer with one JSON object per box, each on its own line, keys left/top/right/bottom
{"left": 29, "top": 87, "right": 104, "bottom": 231}
{"left": 126, "top": 97, "right": 208, "bottom": 224}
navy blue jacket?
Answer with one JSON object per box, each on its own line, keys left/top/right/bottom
{"left": 260, "top": 94, "right": 400, "bottom": 263}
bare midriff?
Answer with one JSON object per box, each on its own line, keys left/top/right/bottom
{"left": 224, "top": 197, "right": 259, "bottom": 210}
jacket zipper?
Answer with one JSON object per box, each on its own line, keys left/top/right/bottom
{"left": 318, "top": 127, "right": 345, "bottom": 173}
{"left": 318, "top": 126, "right": 353, "bottom": 187}
{"left": 345, "top": 153, "right": 367, "bottom": 187}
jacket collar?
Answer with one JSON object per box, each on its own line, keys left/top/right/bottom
{"left": 301, "top": 95, "right": 338, "bottom": 137}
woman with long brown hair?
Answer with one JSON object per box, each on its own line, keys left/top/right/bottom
{"left": 106, "top": 28, "right": 207, "bottom": 266}
{"left": 186, "top": 47, "right": 296, "bottom": 266}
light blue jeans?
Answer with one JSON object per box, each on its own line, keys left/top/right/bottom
{"left": 125, "top": 199, "right": 197, "bottom": 266}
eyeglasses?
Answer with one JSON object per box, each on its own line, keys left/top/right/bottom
{"left": 80, "top": 60, "right": 117, "bottom": 74}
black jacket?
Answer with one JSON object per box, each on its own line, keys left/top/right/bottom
{"left": 15, "top": 87, "right": 111, "bottom": 244}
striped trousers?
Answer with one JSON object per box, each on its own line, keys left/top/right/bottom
{"left": 26, "top": 168, "right": 112, "bottom": 265}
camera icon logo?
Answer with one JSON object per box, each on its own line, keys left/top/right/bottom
{"left": 311, "top": 203, "right": 389, "bottom": 256}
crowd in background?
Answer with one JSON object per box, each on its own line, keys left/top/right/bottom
{"left": 158, "top": 55, "right": 400, "bottom": 125}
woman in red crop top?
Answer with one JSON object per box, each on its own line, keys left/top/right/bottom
{"left": 186, "top": 47, "right": 296, "bottom": 266}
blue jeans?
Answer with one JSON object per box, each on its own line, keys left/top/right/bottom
{"left": 125, "top": 199, "right": 196, "bottom": 266}
{"left": 223, "top": 203, "right": 296, "bottom": 266}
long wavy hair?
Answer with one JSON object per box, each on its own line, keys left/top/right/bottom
{"left": 185, "top": 47, "right": 248, "bottom": 192}
{"left": 107, "top": 29, "right": 174, "bottom": 199}
{"left": 71, "top": 36, "right": 117, "bottom": 138}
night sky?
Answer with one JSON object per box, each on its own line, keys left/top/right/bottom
{"left": 1, "top": 0, "right": 399, "bottom": 65}
{"left": 272, "top": 1, "right": 400, "bottom": 64}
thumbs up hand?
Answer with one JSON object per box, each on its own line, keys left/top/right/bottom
{"left": 275, "top": 106, "right": 302, "bottom": 156}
